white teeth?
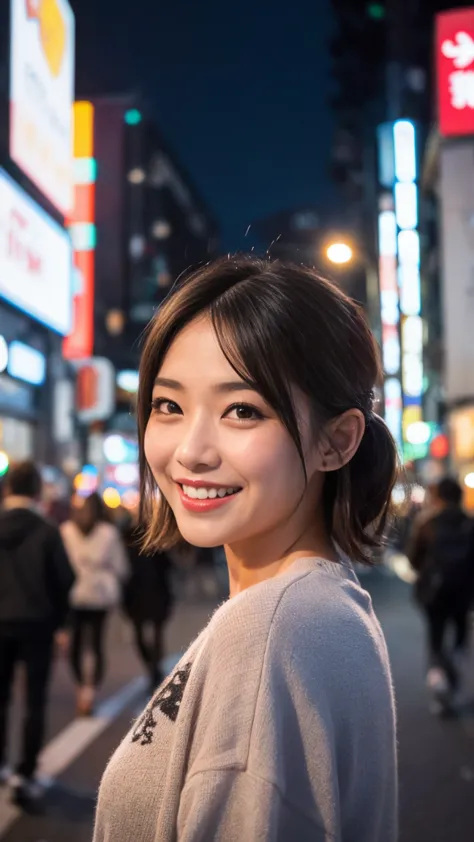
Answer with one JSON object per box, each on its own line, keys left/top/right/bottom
{"left": 181, "top": 484, "right": 240, "bottom": 500}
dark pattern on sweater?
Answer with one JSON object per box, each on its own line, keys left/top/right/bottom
{"left": 132, "top": 663, "right": 192, "bottom": 745}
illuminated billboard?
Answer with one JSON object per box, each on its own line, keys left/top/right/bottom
{"left": 9, "top": 0, "right": 75, "bottom": 214}
{"left": 436, "top": 8, "right": 474, "bottom": 138}
{"left": 0, "top": 167, "right": 73, "bottom": 334}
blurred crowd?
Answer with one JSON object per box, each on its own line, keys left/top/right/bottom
{"left": 1, "top": 458, "right": 473, "bottom": 814}
{"left": 0, "top": 460, "right": 224, "bottom": 813}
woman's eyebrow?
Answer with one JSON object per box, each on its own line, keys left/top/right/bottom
{"left": 153, "top": 377, "right": 183, "bottom": 389}
{"left": 153, "top": 377, "right": 257, "bottom": 394}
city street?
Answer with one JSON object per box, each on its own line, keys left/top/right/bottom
{"left": 1, "top": 569, "right": 474, "bottom": 842}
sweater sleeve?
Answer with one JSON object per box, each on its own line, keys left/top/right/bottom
{"left": 177, "top": 768, "right": 332, "bottom": 842}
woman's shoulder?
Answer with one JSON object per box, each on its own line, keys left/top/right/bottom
{"left": 204, "top": 557, "right": 388, "bottom": 681}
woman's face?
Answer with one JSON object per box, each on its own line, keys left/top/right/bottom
{"left": 144, "top": 317, "right": 323, "bottom": 549}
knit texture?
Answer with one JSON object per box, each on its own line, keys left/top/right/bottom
{"left": 94, "top": 557, "right": 397, "bottom": 842}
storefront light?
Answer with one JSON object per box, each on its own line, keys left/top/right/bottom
{"left": 103, "top": 487, "right": 121, "bottom": 508}
{"left": 0, "top": 451, "right": 9, "bottom": 476}
{"left": 402, "top": 353, "right": 423, "bottom": 397}
{"left": 7, "top": 342, "right": 46, "bottom": 386}
{"left": 103, "top": 435, "right": 129, "bottom": 465}
{"left": 378, "top": 211, "right": 397, "bottom": 256}
{"left": 117, "top": 370, "right": 139, "bottom": 394}
{"left": 0, "top": 336, "right": 8, "bottom": 373}
{"left": 384, "top": 378, "right": 402, "bottom": 449}
{"left": 69, "top": 222, "right": 97, "bottom": 251}
{"left": 393, "top": 120, "right": 416, "bottom": 183}
{"left": 73, "top": 158, "right": 97, "bottom": 185}
{"left": 398, "top": 265, "right": 421, "bottom": 316}
{"left": 406, "top": 421, "right": 431, "bottom": 445}
{"left": 394, "top": 182, "right": 418, "bottom": 230}
{"left": 115, "top": 463, "right": 139, "bottom": 486}
{"left": 382, "top": 329, "right": 401, "bottom": 375}
{"left": 128, "top": 168, "right": 146, "bottom": 185}
{"left": 464, "top": 473, "right": 474, "bottom": 489}
{"left": 398, "top": 230, "right": 420, "bottom": 266}
{"left": 402, "top": 315, "right": 423, "bottom": 353}
{"left": 380, "top": 290, "right": 400, "bottom": 326}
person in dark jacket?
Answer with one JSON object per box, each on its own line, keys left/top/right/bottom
{"left": 0, "top": 461, "right": 75, "bottom": 811}
{"left": 407, "top": 477, "right": 474, "bottom": 714}
{"left": 121, "top": 515, "right": 173, "bottom": 692}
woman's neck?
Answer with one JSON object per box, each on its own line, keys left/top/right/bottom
{"left": 225, "top": 512, "right": 337, "bottom": 598}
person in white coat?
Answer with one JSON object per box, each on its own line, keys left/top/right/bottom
{"left": 61, "top": 493, "right": 129, "bottom": 715}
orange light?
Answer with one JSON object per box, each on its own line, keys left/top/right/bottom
{"left": 74, "top": 102, "right": 94, "bottom": 158}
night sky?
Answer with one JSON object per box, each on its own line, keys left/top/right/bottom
{"left": 73, "top": 0, "right": 335, "bottom": 250}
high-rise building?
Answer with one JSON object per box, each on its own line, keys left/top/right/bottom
{"left": 329, "top": 0, "right": 472, "bottom": 476}
{"left": 85, "top": 95, "right": 219, "bottom": 374}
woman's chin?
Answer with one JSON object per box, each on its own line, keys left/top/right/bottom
{"left": 176, "top": 521, "right": 227, "bottom": 549}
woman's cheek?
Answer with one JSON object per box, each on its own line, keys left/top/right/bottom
{"left": 144, "top": 422, "right": 165, "bottom": 473}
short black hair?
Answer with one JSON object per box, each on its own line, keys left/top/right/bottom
{"left": 436, "top": 477, "right": 463, "bottom": 506}
{"left": 6, "top": 461, "right": 42, "bottom": 499}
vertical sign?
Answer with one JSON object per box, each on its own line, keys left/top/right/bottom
{"left": 63, "top": 101, "right": 95, "bottom": 360}
{"left": 436, "top": 8, "right": 474, "bottom": 138}
{"left": 9, "top": 0, "right": 75, "bottom": 214}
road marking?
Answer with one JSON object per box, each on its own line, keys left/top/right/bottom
{"left": 0, "top": 654, "right": 181, "bottom": 838}
{"left": 38, "top": 676, "right": 147, "bottom": 782}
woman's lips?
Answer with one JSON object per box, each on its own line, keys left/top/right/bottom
{"left": 177, "top": 484, "right": 241, "bottom": 513}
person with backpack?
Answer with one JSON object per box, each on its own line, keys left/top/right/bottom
{"left": 407, "top": 477, "right": 474, "bottom": 714}
{"left": 0, "top": 461, "right": 75, "bottom": 812}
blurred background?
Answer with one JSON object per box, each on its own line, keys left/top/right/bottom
{"left": 0, "top": 0, "right": 474, "bottom": 840}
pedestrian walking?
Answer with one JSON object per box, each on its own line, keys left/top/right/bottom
{"left": 0, "top": 461, "right": 74, "bottom": 812}
{"left": 94, "top": 256, "right": 398, "bottom": 842}
{"left": 407, "top": 477, "right": 474, "bottom": 715}
{"left": 61, "top": 493, "right": 129, "bottom": 716}
{"left": 122, "top": 518, "right": 174, "bottom": 692}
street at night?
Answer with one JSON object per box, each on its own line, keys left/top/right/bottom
{"left": 2, "top": 0, "right": 474, "bottom": 839}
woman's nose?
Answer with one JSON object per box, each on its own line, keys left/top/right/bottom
{"left": 175, "top": 419, "right": 220, "bottom": 473}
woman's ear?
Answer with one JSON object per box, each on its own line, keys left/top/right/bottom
{"left": 317, "top": 410, "right": 366, "bottom": 472}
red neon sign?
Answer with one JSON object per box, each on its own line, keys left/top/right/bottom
{"left": 436, "top": 8, "right": 474, "bottom": 138}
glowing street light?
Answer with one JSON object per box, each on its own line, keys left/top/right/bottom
{"left": 326, "top": 242, "right": 353, "bottom": 265}
{"left": 464, "top": 472, "right": 474, "bottom": 490}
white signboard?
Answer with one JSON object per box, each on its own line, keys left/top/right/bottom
{"left": 10, "top": 0, "right": 75, "bottom": 214}
{"left": 0, "top": 168, "right": 73, "bottom": 334}
{"left": 440, "top": 142, "right": 474, "bottom": 402}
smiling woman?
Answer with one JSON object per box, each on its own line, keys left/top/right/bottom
{"left": 93, "top": 256, "right": 399, "bottom": 842}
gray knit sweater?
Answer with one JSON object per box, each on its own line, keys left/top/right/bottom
{"left": 94, "top": 557, "right": 397, "bottom": 841}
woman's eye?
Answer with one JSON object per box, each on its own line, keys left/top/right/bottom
{"left": 151, "top": 398, "right": 182, "bottom": 416}
{"left": 225, "top": 403, "right": 264, "bottom": 422}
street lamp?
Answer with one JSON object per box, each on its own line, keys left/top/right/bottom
{"left": 326, "top": 242, "right": 353, "bottom": 265}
